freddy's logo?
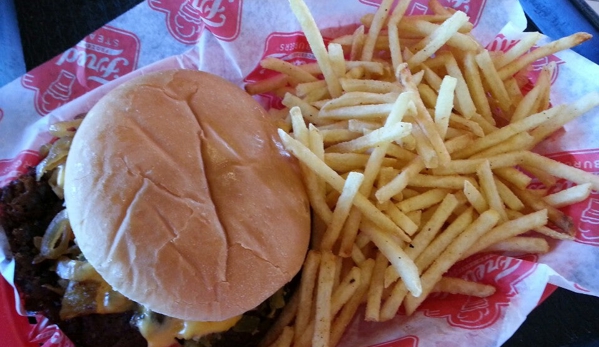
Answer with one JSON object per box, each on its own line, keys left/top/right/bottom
{"left": 149, "top": 0, "right": 242, "bottom": 44}
{"left": 359, "top": 0, "right": 486, "bottom": 26}
{"left": 368, "top": 336, "right": 419, "bottom": 347}
{"left": 542, "top": 149, "right": 599, "bottom": 245}
{"left": 418, "top": 254, "right": 537, "bottom": 329}
{"left": 22, "top": 26, "right": 139, "bottom": 116}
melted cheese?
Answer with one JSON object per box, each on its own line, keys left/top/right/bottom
{"left": 137, "top": 306, "right": 241, "bottom": 347}
{"left": 57, "top": 260, "right": 238, "bottom": 345}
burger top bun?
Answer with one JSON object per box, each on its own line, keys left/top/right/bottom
{"left": 64, "top": 69, "right": 310, "bottom": 321}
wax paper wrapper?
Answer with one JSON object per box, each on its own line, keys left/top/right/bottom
{"left": 1, "top": 1, "right": 599, "bottom": 347}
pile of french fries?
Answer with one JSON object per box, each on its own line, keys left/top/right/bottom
{"left": 250, "top": 0, "right": 599, "bottom": 346}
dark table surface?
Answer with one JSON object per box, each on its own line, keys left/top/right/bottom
{"left": 12, "top": 0, "right": 599, "bottom": 346}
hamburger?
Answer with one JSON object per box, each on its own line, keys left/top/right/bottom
{"left": 0, "top": 69, "right": 311, "bottom": 347}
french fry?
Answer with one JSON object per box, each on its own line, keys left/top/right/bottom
{"left": 321, "top": 129, "right": 361, "bottom": 145}
{"left": 522, "top": 151, "right": 599, "bottom": 191}
{"left": 407, "top": 194, "right": 459, "bottom": 259}
{"left": 321, "top": 92, "right": 398, "bottom": 110}
{"left": 321, "top": 172, "right": 365, "bottom": 251}
{"left": 506, "top": 209, "right": 574, "bottom": 240}
{"left": 415, "top": 207, "right": 475, "bottom": 273}
{"left": 386, "top": 143, "right": 418, "bottom": 161}
{"left": 324, "top": 153, "right": 399, "bottom": 173}
{"left": 340, "top": 78, "right": 402, "bottom": 93}
{"left": 418, "top": 83, "right": 438, "bottom": 108}
{"left": 313, "top": 252, "right": 337, "bottom": 347}
{"left": 528, "top": 91, "right": 599, "bottom": 147}
{"left": 398, "top": 64, "right": 451, "bottom": 166}
{"left": 452, "top": 106, "right": 563, "bottom": 159}
{"left": 404, "top": 210, "right": 500, "bottom": 315}
{"left": 376, "top": 157, "right": 426, "bottom": 203}
{"left": 409, "top": 173, "right": 477, "bottom": 190}
{"left": 388, "top": 21, "right": 403, "bottom": 71}
{"left": 470, "top": 132, "right": 533, "bottom": 159}
{"left": 432, "top": 277, "right": 496, "bottom": 297}
{"left": 433, "top": 151, "right": 526, "bottom": 175}
{"left": 397, "top": 188, "right": 450, "bottom": 213}
{"left": 296, "top": 80, "right": 327, "bottom": 97}
{"left": 352, "top": 128, "right": 413, "bottom": 250}
{"left": 384, "top": 202, "right": 419, "bottom": 236}
{"left": 399, "top": 18, "right": 478, "bottom": 51}
{"left": 435, "top": 76, "right": 458, "bottom": 139}
{"left": 521, "top": 164, "right": 557, "bottom": 189}
{"left": 338, "top": 209, "right": 363, "bottom": 257}
{"left": 269, "top": 326, "right": 295, "bottom": 347}
{"left": 292, "top": 113, "right": 334, "bottom": 226}
{"left": 463, "top": 180, "right": 489, "bottom": 214}
{"left": 407, "top": 11, "right": 470, "bottom": 68}
{"left": 543, "top": 183, "right": 593, "bottom": 208}
{"left": 348, "top": 119, "right": 383, "bottom": 132}
{"left": 462, "top": 209, "right": 548, "bottom": 259}
{"left": 476, "top": 160, "right": 508, "bottom": 221}
{"left": 504, "top": 77, "right": 524, "bottom": 107}
{"left": 361, "top": 0, "right": 394, "bottom": 61}
{"left": 282, "top": 93, "right": 328, "bottom": 125}
{"left": 383, "top": 207, "right": 472, "bottom": 291}
{"left": 261, "top": 57, "right": 319, "bottom": 83}
{"left": 411, "top": 123, "right": 440, "bottom": 168}
{"left": 294, "top": 251, "right": 321, "bottom": 346}
{"left": 380, "top": 207, "right": 476, "bottom": 321}
{"left": 493, "top": 176, "right": 525, "bottom": 211}
{"left": 328, "top": 43, "right": 346, "bottom": 78}
{"left": 444, "top": 134, "right": 475, "bottom": 156}
{"left": 331, "top": 266, "right": 361, "bottom": 316}
{"left": 288, "top": 0, "right": 342, "bottom": 97}
{"left": 449, "top": 114, "right": 485, "bottom": 138}
{"left": 508, "top": 183, "right": 575, "bottom": 237}
{"left": 319, "top": 103, "right": 395, "bottom": 120}
{"left": 510, "top": 64, "right": 551, "bottom": 122}
{"left": 428, "top": 0, "right": 453, "bottom": 15}
{"left": 475, "top": 49, "right": 513, "bottom": 114}
{"left": 407, "top": 209, "right": 422, "bottom": 224}
{"left": 329, "top": 259, "right": 375, "bottom": 347}
{"left": 350, "top": 25, "right": 366, "bottom": 61}
{"left": 365, "top": 251, "right": 389, "bottom": 321}
{"left": 325, "top": 122, "right": 412, "bottom": 153}
{"left": 246, "top": 74, "right": 289, "bottom": 95}
{"left": 361, "top": 219, "right": 422, "bottom": 297}
{"left": 317, "top": 120, "right": 350, "bottom": 130}
{"left": 497, "top": 32, "right": 592, "bottom": 80}
{"left": 493, "top": 31, "right": 542, "bottom": 69}
{"left": 482, "top": 236, "right": 550, "bottom": 254}
{"left": 346, "top": 61, "right": 386, "bottom": 74}
{"left": 351, "top": 244, "right": 367, "bottom": 265}
{"left": 305, "top": 86, "right": 330, "bottom": 103}
{"left": 445, "top": 52, "right": 478, "bottom": 119}
{"left": 494, "top": 167, "right": 532, "bottom": 191}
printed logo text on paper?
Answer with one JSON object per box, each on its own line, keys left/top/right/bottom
{"left": 21, "top": 26, "right": 139, "bottom": 116}
{"left": 149, "top": 0, "right": 243, "bottom": 43}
